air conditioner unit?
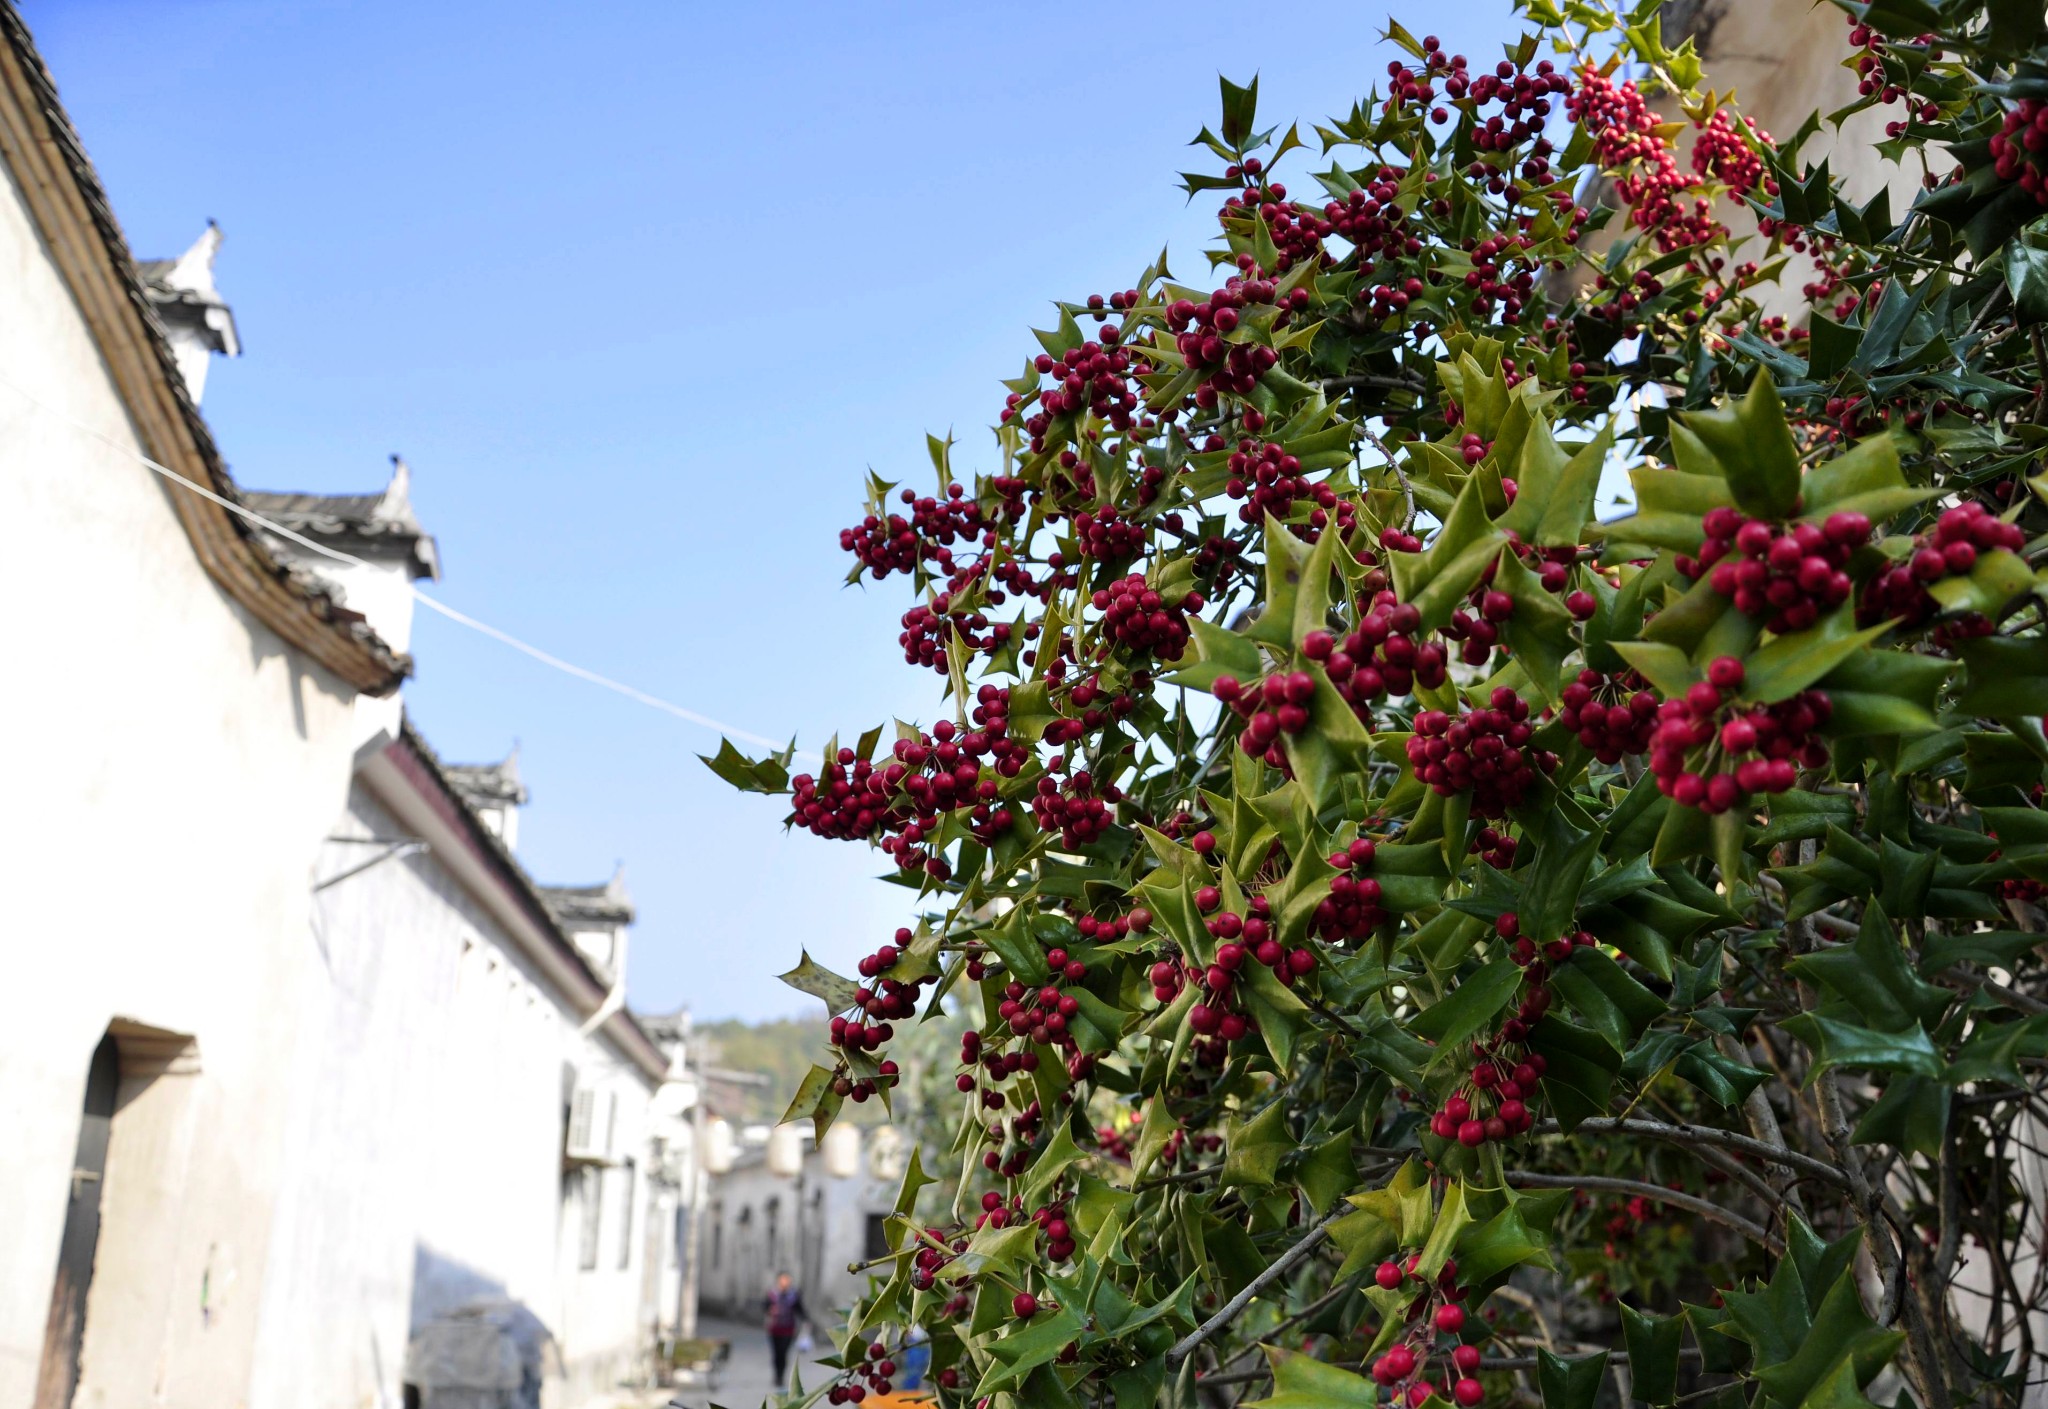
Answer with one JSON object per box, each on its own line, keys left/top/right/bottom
{"left": 565, "top": 1088, "right": 609, "bottom": 1162}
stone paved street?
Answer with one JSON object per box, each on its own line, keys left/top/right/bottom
{"left": 661, "top": 1316, "right": 838, "bottom": 1409}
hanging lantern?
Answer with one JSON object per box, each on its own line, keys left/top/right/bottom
{"left": 765, "top": 1122, "right": 805, "bottom": 1178}
{"left": 703, "top": 1117, "right": 737, "bottom": 1175}
{"left": 867, "top": 1125, "right": 907, "bottom": 1181}
{"left": 822, "top": 1121, "right": 862, "bottom": 1179}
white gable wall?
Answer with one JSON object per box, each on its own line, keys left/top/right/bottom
{"left": 0, "top": 144, "right": 364, "bottom": 1409}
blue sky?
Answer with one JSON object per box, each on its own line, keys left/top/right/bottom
{"left": 30, "top": 0, "right": 1513, "bottom": 1019}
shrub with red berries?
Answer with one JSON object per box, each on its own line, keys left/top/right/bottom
{"left": 711, "top": 21, "right": 2048, "bottom": 1409}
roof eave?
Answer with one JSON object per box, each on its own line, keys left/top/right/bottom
{"left": 0, "top": 5, "right": 407, "bottom": 695}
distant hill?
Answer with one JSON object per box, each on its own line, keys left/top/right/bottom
{"left": 696, "top": 1016, "right": 820, "bottom": 1124}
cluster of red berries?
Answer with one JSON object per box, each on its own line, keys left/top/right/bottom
{"left": 1208, "top": 886, "right": 1315, "bottom": 983}
{"left": 1213, "top": 670, "right": 1318, "bottom": 767}
{"left": 1692, "top": 108, "right": 1769, "bottom": 198}
{"left": 1219, "top": 162, "right": 1326, "bottom": 272}
{"left": 1367, "top": 1257, "right": 1486, "bottom": 1407}
{"left": 1457, "top": 233, "right": 1542, "bottom": 322}
{"left": 897, "top": 589, "right": 1013, "bottom": 672}
{"left": 1311, "top": 594, "right": 1453, "bottom": 718}
{"left": 1094, "top": 574, "right": 1199, "bottom": 660}
{"left": 1648, "top": 657, "right": 1826, "bottom": 810}
{"left": 840, "top": 484, "right": 989, "bottom": 582}
{"left": 1071, "top": 506, "right": 1148, "bottom": 562}
{"left": 906, "top": 1233, "right": 968, "bottom": 1293}
{"left": 1225, "top": 437, "right": 1342, "bottom": 529}
{"left": 1313, "top": 836, "right": 1388, "bottom": 942}
{"left": 1008, "top": 335, "right": 1147, "bottom": 450}
{"left": 787, "top": 715, "right": 1026, "bottom": 879}
{"left": 1558, "top": 669, "right": 1660, "bottom": 763}
{"left": 1679, "top": 507, "right": 1867, "bottom": 632}
{"left": 1407, "top": 689, "right": 1554, "bottom": 817}
{"left": 1166, "top": 272, "right": 1291, "bottom": 405}
{"left": 1443, "top": 582, "right": 1515, "bottom": 668}
{"left": 1468, "top": 825, "right": 1520, "bottom": 870}
{"left": 1846, "top": 20, "right": 1942, "bottom": 137}
{"left": 1362, "top": 272, "right": 1428, "bottom": 321}
{"left": 1030, "top": 1196, "right": 1078, "bottom": 1264}
{"left": 1325, "top": 166, "right": 1426, "bottom": 277}
{"left": 1032, "top": 772, "right": 1118, "bottom": 849}
{"left": 1381, "top": 43, "right": 1451, "bottom": 121}
{"left": 958, "top": 1025, "right": 1041, "bottom": 1094}
{"left": 1567, "top": 68, "right": 1727, "bottom": 255}
{"left": 822, "top": 1338, "right": 918, "bottom": 1405}
{"left": 1862, "top": 501, "right": 2026, "bottom": 627}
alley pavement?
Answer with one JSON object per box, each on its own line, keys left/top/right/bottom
{"left": 662, "top": 1316, "right": 838, "bottom": 1409}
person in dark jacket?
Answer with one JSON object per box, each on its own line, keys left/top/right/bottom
{"left": 763, "top": 1272, "right": 808, "bottom": 1387}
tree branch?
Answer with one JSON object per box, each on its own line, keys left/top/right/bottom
{"left": 1503, "top": 1172, "right": 1784, "bottom": 1254}
{"left": 1529, "top": 1116, "right": 1849, "bottom": 1187}
{"left": 1165, "top": 1206, "right": 1348, "bottom": 1367}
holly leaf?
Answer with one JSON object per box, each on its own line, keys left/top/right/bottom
{"left": 1411, "top": 955, "right": 1524, "bottom": 1058}
{"left": 1621, "top": 1305, "right": 1684, "bottom": 1405}
{"left": 1247, "top": 1348, "right": 1378, "bottom": 1408}
{"left": 1222, "top": 1100, "right": 1293, "bottom": 1188}
{"left": 1537, "top": 1350, "right": 1609, "bottom": 1409}
{"left": 1780, "top": 1012, "right": 1944, "bottom": 1080}
{"left": 1679, "top": 369, "right": 1800, "bottom": 520}
{"left": 700, "top": 737, "right": 793, "bottom": 794}
{"left": 1549, "top": 947, "right": 1665, "bottom": 1053}
{"left": 778, "top": 950, "right": 860, "bottom": 1015}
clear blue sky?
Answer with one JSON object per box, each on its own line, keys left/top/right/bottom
{"left": 29, "top": 0, "right": 1511, "bottom": 1020}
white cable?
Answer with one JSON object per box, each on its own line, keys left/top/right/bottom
{"left": 0, "top": 371, "right": 810, "bottom": 761}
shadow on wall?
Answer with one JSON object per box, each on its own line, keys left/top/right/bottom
{"left": 410, "top": 1242, "right": 508, "bottom": 1330}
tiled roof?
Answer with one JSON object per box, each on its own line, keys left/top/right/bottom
{"left": 444, "top": 747, "right": 529, "bottom": 807}
{"left": 242, "top": 456, "right": 441, "bottom": 581}
{"left": 0, "top": 7, "right": 407, "bottom": 693}
{"left": 538, "top": 866, "right": 635, "bottom": 926}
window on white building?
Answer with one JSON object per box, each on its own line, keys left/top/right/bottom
{"left": 577, "top": 1166, "right": 602, "bottom": 1271}
{"left": 617, "top": 1158, "right": 636, "bottom": 1270}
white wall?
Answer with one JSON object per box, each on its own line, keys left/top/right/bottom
{"left": 702, "top": 1145, "right": 895, "bottom": 1330}
{"left": 0, "top": 149, "right": 365, "bottom": 1409}
{"left": 249, "top": 779, "right": 666, "bottom": 1408}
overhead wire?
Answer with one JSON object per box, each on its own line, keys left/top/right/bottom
{"left": 0, "top": 370, "right": 810, "bottom": 761}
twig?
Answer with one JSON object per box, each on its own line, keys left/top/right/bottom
{"left": 1950, "top": 966, "right": 2048, "bottom": 1017}
{"left": 1165, "top": 1206, "right": 1349, "bottom": 1366}
{"left": 1528, "top": 1116, "right": 1848, "bottom": 1187}
{"left": 1322, "top": 372, "right": 1429, "bottom": 395}
{"left": 1299, "top": 986, "right": 1365, "bottom": 1037}
{"left": 1357, "top": 424, "right": 1417, "bottom": 532}
{"left": 1816, "top": 1069, "right": 1954, "bottom": 1409}
{"left": 1503, "top": 1172, "right": 1785, "bottom": 1253}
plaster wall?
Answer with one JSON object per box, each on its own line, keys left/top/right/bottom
{"left": 0, "top": 146, "right": 362, "bottom": 1409}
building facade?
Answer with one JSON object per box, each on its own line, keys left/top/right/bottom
{"left": 0, "top": 6, "right": 698, "bottom": 1406}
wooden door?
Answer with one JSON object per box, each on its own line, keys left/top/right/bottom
{"left": 33, "top": 1033, "right": 118, "bottom": 1409}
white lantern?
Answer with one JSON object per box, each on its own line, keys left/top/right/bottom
{"left": 703, "top": 1117, "right": 737, "bottom": 1175}
{"left": 867, "top": 1125, "right": 907, "bottom": 1181}
{"left": 766, "top": 1122, "right": 806, "bottom": 1178}
{"left": 822, "top": 1121, "right": 862, "bottom": 1180}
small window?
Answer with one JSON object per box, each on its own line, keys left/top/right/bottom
{"left": 618, "top": 1158, "right": 637, "bottom": 1269}
{"left": 864, "top": 1213, "right": 892, "bottom": 1261}
{"left": 577, "top": 1166, "right": 602, "bottom": 1271}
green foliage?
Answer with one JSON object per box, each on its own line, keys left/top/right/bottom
{"left": 711, "top": 4, "right": 2048, "bottom": 1406}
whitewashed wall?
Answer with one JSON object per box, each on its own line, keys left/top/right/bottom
{"left": 0, "top": 150, "right": 365, "bottom": 1409}
{"left": 701, "top": 1145, "right": 895, "bottom": 1333}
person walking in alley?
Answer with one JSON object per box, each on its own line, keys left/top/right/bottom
{"left": 762, "top": 1272, "right": 808, "bottom": 1388}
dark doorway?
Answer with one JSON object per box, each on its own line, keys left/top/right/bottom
{"left": 34, "top": 1033, "right": 118, "bottom": 1409}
